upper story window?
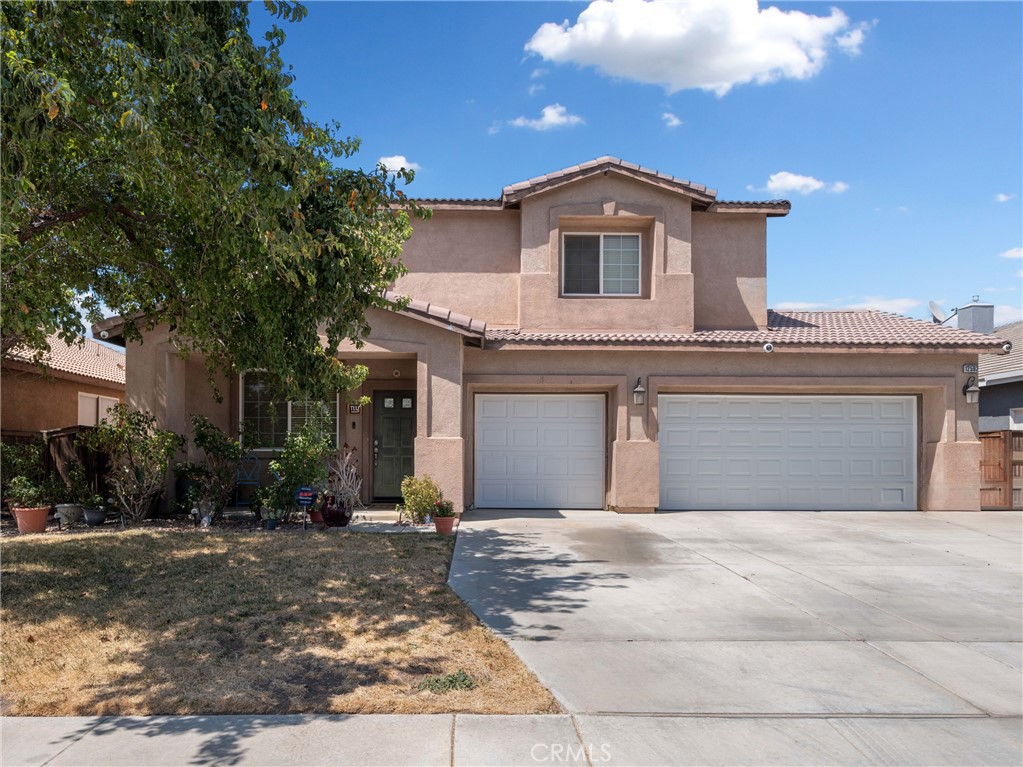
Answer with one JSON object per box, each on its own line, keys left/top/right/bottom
{"left": 563, "top": 233, "right": 641, "bottom": 296}
{"left": 240, "top": 372, "right": 339, "bottom": 450}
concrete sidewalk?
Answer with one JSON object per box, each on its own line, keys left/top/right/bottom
{"left": 5, "top": 712, "right": 1022, "bottom": 766}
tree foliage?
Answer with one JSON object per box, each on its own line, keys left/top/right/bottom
{"left": 1, "top": 0, "right": 427, "bottom": 399}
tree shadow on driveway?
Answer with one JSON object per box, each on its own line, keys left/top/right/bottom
{"left": 448, "top": 521, "right": 630, "bottom": 640}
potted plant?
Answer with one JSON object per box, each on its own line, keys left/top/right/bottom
{"left": 432, "top": 496, "right": 457, "bottom": 535}
{"left": 55, "top": 458, "right": 90, "bottom": 527}
{"left": 5, "top": 475, "right": 52, "bottom": 534}
{"left": 82, "top": 494, "right": 108, "bottom": 527}
{"left": 264, "top": 509, "right": 281, "bottom": 530}
{"left": 323, "top": 443, "right": 361, "bottom": 527}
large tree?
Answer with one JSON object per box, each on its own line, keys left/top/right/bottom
{"left": 1, "top": 0, "right": 426, "bottom": 399}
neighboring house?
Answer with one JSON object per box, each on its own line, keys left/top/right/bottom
{"left": 1, "top": 333, "right": 126, "bottom": 434}
{"left": 978, "top": 320, "right": 1023, "bottom": 433}
{"left": 97, "top": 157, "right": 1009, "bottom": 512}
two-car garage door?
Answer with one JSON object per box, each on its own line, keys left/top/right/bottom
{"left": 659, "top": 395, "right": 917, "bottom": 510}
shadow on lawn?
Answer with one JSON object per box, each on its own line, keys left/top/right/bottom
{"left": 1, "top": 532, "right": 468, "bottom": 721}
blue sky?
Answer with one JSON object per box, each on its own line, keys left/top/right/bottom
{"left": 249, "top": 0, "right": 1022, "bottom": 327}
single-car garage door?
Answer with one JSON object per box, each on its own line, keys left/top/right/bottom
{"left": 659, "top": 395, "right": 916, "bottom": 510}
{"left": 475, "top": 394, "right": 605, "bottom": 509}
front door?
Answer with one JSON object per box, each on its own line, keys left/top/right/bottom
{"left": 373, "top": 390, "right": 415, "bottom": 499}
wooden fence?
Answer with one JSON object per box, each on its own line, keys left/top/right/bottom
{"left": 980, "top": 430, "right": 1023, "bottom": 510}
{"left": 1, "top": 426, "right": 110, "bottom": 499}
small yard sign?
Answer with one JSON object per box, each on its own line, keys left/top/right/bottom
{"left": 295, "top": 486, "right": 317, "bottom": 507}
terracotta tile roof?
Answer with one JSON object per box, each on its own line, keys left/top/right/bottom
{"left": 979, "top": 320, "right": 1022, "bottom": 379}
{"left": 485, "top": 311, "right": 1009, "bottom": 352}
{"left": 6, "top": 333, "right": 126, "bottom": 385}
{"left": 382, "top": 290, "right": 487, "bottom": 337}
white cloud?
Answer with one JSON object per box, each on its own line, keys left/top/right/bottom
{"left": 528, "top": 83, "right": 546, "bottom": 96}
{"left": 509, "top": 103, "right": 584, "bottom": 131}
{"left": 752, "top": 171, "right": 848, "bottom": 196}
{"left": 998, "top": 246, "right": 1023, "bottom": 259}
{"left": 662, "top": 112, "right": 683, "bottom": 128}
{"left": 530, "top": 68, "right": 548, "bottom": 79}
{"left": 377, "top": 155, "right": 421, "bottom": 173}
{"left": 994, "top": 305, "right": 1023, "bottom": 326}
{"left": 525, "top": 0, "right": 871, "bottom": 96}
{"left": 995, "top": 193, "right": 1015, "bottom": 203}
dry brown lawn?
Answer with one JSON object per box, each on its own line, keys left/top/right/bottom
{"left": 0, "top": 529, "right": 560, "bottom": 716}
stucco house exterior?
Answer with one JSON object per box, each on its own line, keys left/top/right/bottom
{"left": 98, "top": 157, "right": 1009, "bottom": 513}
{"left": 1, "top": 333, "right": 125, "bottom": 435}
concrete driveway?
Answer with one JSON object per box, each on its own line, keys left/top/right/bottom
{"left": 450, "top": 510, "right": 1023, "bottom": 765}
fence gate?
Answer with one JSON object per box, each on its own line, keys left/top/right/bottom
{"left": 980, "top": 431, "right": 1023, "bottom": 510}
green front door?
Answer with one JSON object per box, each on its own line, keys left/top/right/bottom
{"left": 373, "top": 390, "right": 415, "bottom": 499}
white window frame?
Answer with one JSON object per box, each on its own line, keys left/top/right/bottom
{"left": 239, "top": 372, "right": 340, "bottom": 451}
{"left": 561, "top": 232, "right": 642, "bottom": 297}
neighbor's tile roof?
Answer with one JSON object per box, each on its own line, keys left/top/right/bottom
{"left": 6, "top": 333, "right": 126, "bottom": 385}
{"left": 979, "top": 320, "right": 1022, "bottom": 378}
{"left": 485, "top": 311, "right": 1009, "bottom": 352}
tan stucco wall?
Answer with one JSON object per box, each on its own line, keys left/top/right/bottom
{"left": 692, "top": 212, "right": 767, "bottom": 329}
{"left": 395, "top": 209, "right": 520, "bottom": 326}
{"left": 393, "top": 175, "right": 773, "bottom": 334}
{"left": 0, "top": 366, "right": 124, "bottom": 432}
{"left": 518, "top": 175, "right": 698, "bottom": 332}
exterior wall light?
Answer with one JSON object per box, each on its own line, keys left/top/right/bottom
{"left": 962, "top": 376, "right": 980, "bottom": 405}
{"left": 633, "top": 377, "right": 646, "bottom": 406}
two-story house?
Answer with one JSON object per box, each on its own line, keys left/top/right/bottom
{"left": 98, "top": 158, "right": 1008, "bottom": 512}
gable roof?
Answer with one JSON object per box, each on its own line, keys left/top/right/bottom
{"left": 413, "top": 157, "right": 790, "bottom": 216}
{"left": 5, "top": 333, "right": 126, "bottom": 386}
{"left": 979, "top": 320, "right": 1022, "bottom": 382}
{"left": 486, "top": 310, "right": 1009, "bottom": 354}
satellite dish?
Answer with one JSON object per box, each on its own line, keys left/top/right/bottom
{"left": 928, "top": 301, "right": 947, "bottom": 324}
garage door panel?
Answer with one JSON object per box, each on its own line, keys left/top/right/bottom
{"left": 660, "top": 395, "right": 916, "bottom": 511}
{"left": 476, "top": 394, "right": 605, "bottom": 509}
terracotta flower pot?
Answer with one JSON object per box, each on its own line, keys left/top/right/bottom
{"left": 433, "top": 515, "right": 457, "bottom": 535}
{"left": 11, "top": 506, "right": 50, "bottom": 534}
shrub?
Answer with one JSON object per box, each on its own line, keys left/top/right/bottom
{"left": 82, "top": 405, "right": 184, "bottom": 525}
{"left": 400, "top": 474, "right": 442, "bottom": 524}
{"left": 265, "top": 418, "right": 332, "bottom": 522}
{"left": 177, "top": 415, "right": 244, "bottom": 523}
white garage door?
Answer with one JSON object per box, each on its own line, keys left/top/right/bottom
{"left": 659, "top": 395, "right": 916, "bottom": 511}
{"left": 475, "top": 394, "right": 605, "bottom": 509}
